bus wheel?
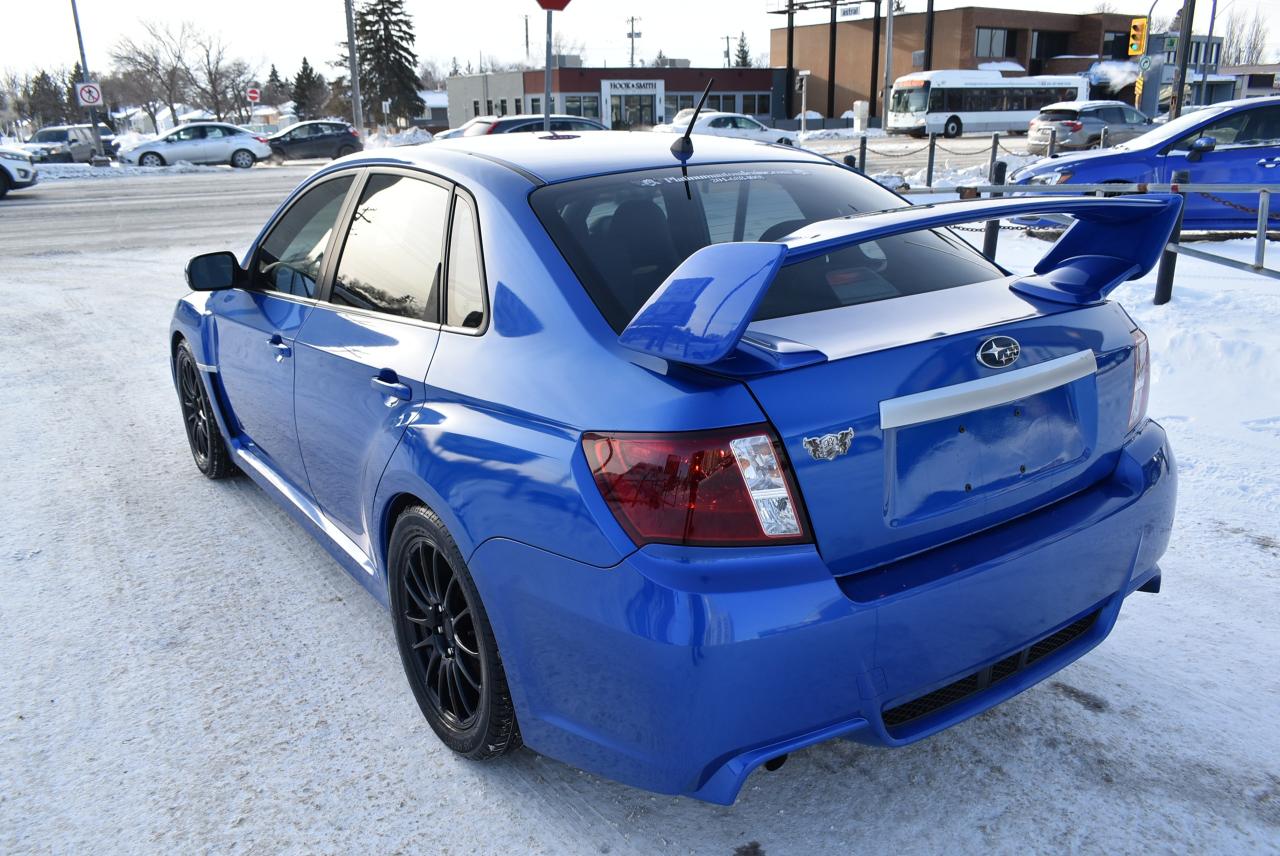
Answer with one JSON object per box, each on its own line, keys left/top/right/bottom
{"left": 943, "top": 116, "right": 963, "bottom": 138}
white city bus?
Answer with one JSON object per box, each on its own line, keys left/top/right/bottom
{"left": 887, "top": 70, "right": 1089, "bottom": 138}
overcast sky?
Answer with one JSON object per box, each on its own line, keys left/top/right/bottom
{"left": 4, "top": 0, "right": 1277, "bottom": 83}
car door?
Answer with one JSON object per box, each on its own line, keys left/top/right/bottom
{"left": 292, "top": 169, "right": 450, "bottom": 549}
{"left": 1097, "top": 106, "right": 1129, "bottom": 146}
{"left": 1120, "top": 107, "right": 1149, "bottom": 143}
{"left": 208, "top": 173, "right": 356, "bottom": 487}
{"left": 202, "top": 125, "right": 234, "bottom": 162}
{"left": 1165, "top": 104, "right": 1280, "bottom": 227}
{"left": 165, "top": 126, "right": 206, "bottom": 162}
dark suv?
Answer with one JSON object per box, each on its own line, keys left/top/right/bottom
{"left": 456, "top": 114, "right": 606, "bottom": 136}
{"left": 267, "top": 121, "right": 363, "bottom": 161}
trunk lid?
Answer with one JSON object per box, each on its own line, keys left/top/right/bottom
{"left": 743, "top": 284, "right": 1140, "bottom": 577}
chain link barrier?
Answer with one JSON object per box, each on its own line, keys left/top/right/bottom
{"left": 1196, "top": 191, "right": 1280, "bottom": 223}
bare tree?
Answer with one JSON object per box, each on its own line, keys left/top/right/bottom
{"left": 110, "top": 22, "right": 192, "bottom": 127}
{"left": 1093, "top": 1, "right": 1117, "bottom": 12}
{"left": 1220, "top": 4, "right": 1267, "bottom": 66}
{"left": 101, "top": 69, "right": 164, "bottom": 131}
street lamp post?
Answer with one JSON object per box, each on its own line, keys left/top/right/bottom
{"left": 345, "top": 0, "right": 364, "bottom": 133}
{"left": 68, "top": 0, "right": 105, "bottom": 161}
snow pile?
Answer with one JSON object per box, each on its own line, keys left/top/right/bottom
{"left": 34, "top": 161, "right": 225, "bottom": 181}
{"left": 111, "top": 131, "right": 158, "bottom": 153}
{"left": 798, "top": 126, "right": 888, "bottom": 142}
{"left": 365, "top": 127, "right": 434, "bottom": 148}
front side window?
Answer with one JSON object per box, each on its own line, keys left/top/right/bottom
{"left": 253, "top": 175, "right": 354, "bottom": 297}
{"left": 331, "top": 174, "right": 450, "bottom": 320}
{"left": 172, "top": 126, "right": 204, "bottom": 141}
{"left": 35, "top": 129, "right": 69, "bottom": 143}
{"left": 532, "top": 163, "right": 1003, "bottom": 331}
{"left": 445, "top": 195, "right": 486, "bottom": 329}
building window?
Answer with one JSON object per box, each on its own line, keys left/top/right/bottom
{"left": 975, "top": 27, "right": 1011, "bottom": 58}
{"left": 472, "top": 100, "right": 480, "bottom": 117}
{"left": 564, "top": 94, "right": 600, "bottom": 118}
{"left": 1102, "top": 31, "right": 1128, "bottom": 60}
{"left": 499, "top": 98, "right": 508, "bottom": 116}
{"left": 742, "top": 93, "right": 771, "bottom": 115}
{"left": 515, "top": 98, "right": 523, "bottom": 114}
{"left": 486, "top": 99, "right": 494, "bottom": 115}
{"left": 565, "top": 95, "right": 581, "bottom": 115}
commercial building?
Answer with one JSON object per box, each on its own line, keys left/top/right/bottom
{"left": 1222, "top": 64, "right": 1280, "bottom": 99}
{"left": 445, "top": 62, "right": 784, "bottom": 130}
{"left": 770, "top": 6, "right": 1146, "bottom": 118}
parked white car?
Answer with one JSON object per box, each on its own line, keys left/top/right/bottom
{"left": 0, "top": 145, "right": 38, "bottom": 197}
{"left": 120, "top": 122, "right": 272, "bottom": 168}
{"left": 653, "top": 111, "right": 797, "bottom": 146}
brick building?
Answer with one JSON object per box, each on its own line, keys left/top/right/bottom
{"left": 770, "top": 6, "right": 1142, "bottom": 118}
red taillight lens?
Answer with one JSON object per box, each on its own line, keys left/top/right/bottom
{"left": 1128, "top": 328, "right": 1150, "bottom": 431}
{"left": 583, "top": 425, "right": 810, "bottom": 547}
{"left": 1063, "top": 121, "right": 1083, "bottom": 132}
{"left": 349, "top": 127, "right": 360, "bottom": 136}
{"left": 254, "top": 135, "right": 268, "bottom": 142}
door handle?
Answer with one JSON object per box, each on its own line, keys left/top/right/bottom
{"left": 267, "top": 333, "right": 292, "bottom": 360}
{"left": 1258, "top": 159, "right": 1278, "bottom": 168}
{"left": 371, "top": 372, "right": 411, "bottom": 401}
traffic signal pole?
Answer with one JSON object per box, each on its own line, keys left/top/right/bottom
{"left": 1169, "top": 0, "right": 1197, "bottom": 120}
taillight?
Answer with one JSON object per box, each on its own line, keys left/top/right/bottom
{"left": 485, "top": 122, "right": 499, "bottom": 134}
{"left": 582, "top": 425, "right": 809, "bottom": 547}
{"left": 1129, "top": 328, "right": 1150, "bottom": 431}
{"left": 1063, "top": 121, "right": 1083, "bottom": 132}
{"left": 254, "top": 135, "right": 268, "bottom": 142}
{"left": 349, "top": 127, "right": 360, "bottom": 136}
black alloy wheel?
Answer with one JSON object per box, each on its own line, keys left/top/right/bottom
{"left": 175, "top": 342, "right": 236, "bottom": 479}
{"left": 389, "top": 506, "right": 520, "bottom": 758}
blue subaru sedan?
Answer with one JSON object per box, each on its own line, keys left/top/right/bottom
{"left": 1013, "top": 95, "right": 1280, "bottom": 230}
{"left": 171, "top": 131, "right": 1178, "bottom": 803}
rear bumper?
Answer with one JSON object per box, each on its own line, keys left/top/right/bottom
{"left": 469, "top": 420, "right": 1175, "bottom": 804}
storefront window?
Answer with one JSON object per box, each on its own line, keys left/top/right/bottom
{"left": 610, "top": 94, "right": 655, "bottom": 129}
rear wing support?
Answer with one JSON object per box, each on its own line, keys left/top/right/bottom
{"left": 618, "top": 194, "right": 1183, "bottom": 368}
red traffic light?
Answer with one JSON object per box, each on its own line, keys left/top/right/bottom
{"left": 536, "top": 0, "right": 571, "bottom": 9}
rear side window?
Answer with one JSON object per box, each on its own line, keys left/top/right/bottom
{"left": 253, "top": 175, "right": 354, "bottom": 297}
{"left": 463, "top": 121, "right": 493, "bottom": 137}
{"left": 445, "top": 194, "right": 486, "bottom": 329}
{"left": 531, "top": 162, "right": 1003, "bottom": 331}
{"left": 331, "top": 174, "right": 450, "bottom": 320}
{"left": 1038, "top": 110, "right": 1078, "bottom": 122}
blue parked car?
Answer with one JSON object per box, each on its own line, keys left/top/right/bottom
{"left": 171, "top": 131, "right": 1179, "bottom": 804}
{"left": 1013, "top": 95, "right": 1280, "bottom": 230}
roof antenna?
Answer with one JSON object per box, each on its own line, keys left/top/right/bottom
{"left": 670, "top": 77, "right": 714, "bottom": 160}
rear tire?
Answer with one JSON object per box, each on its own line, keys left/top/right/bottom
{"left": 174, "top": 341, "right": 236, "bottom": 479}
{"left": 139, "top": 151, "right": 165, "bottom": 167}
{"left": 0, "top": 171, "right": 10, "bottom": 199}
{"left": 268, "top": 149, "right": 285, "bottom": 165}
{"left": 943, "top": 116, "right": 963, "bottom": 138}
{"left": 389, "top": 505, "right": 521, "bottom": 759}
{"left": 334, "top": 145, "right": 355, "bottom": 158}
{"left": 230, "top": 149, "right": 256, "bottom": 169}
{"left": 777, "top": 137, "right": 794, "bottom": 147}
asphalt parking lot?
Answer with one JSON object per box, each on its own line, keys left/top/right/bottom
{"left": 2, "top": 167, "right": 1277, "bottom": 854}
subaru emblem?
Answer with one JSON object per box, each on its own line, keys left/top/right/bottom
{"left": 977, "top": 336, "right": 1020, "bottom": 369}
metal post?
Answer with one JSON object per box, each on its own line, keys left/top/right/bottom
{"left": 1198, "top": 0, "right": 1219, "bottom": 106}
{"left": 882, "top": 0, "right": 895, "bottom": 115}
{"left": 988, "top": 132, "right": 999, "bottom": 180}
{"left": 68, "top": 0, "right": 104, "bottom": 161}
{"left": 827, "top": 0, "right": 837, "bottom": 121}
{"left": 982, "top": 161, "right": 1007, "bottom": 261}
{"left": 1169, "top": 0, "right": 1197, "bottom": 120}
{"left": 869, "top": 0, "right": 881, "bottom": 120}
{"left": 859, "top": 134, "right": 869, "bottom": 172}
{"left": 926, "top": 133, "right": 937, "bottom": 187}
{"left": 1256, "top": 189, "right": 1270, "bottom": 271}
{"left": 345, "top": 0, "right": 364, "bottom": 133}
{"left": 785, "top": 2, "right": 795, "bottom": 119}
{"left": 544, "top": 10, "right": 553, "bottom": 133}
{"left": 1048, "top": 127, "right": 1057, "bottom": 158}
{"left": 923, "top": 0, "right": 935, "bottom": 71}
{"left": 1154, "top": 169, "right": 1189, "bottom": 305}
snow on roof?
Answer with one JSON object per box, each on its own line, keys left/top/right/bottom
{"left": 417, "top": 90, "right": 448, "bottom": 108}
{"left": 978, "top": 61, "right": 1025, "bottom": 73}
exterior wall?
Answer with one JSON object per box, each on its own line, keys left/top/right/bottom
{"left": 770, "top": 6, "right": 1142, "bottom": 118}
{"left": 445, "top": 71, "right": 525, "bottom": 128}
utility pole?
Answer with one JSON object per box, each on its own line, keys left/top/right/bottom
{"left": 723, "top": 35, "right": 732, "bottom": 68}
{"left": 882, "top": 0, "right": 895, "bottom": 115}
{"left": 1198, "top": 0, "right": 1219, "bottom": 105}
{"left": 67, "top": 0, "right": 104, "bottom": 160}
{"left": 525, "top": 15, "right": 530, "bottom": 60}
{"left": 344, "top": 0, "right": 364, "bottom": 133}
{"left": 627, "top": 16, "right": 642, "bottom": 68}
{"left": 923, "top": 0, "right": 936, "bottom": 70}
{"left": 827, "top": 0, "right": 838, "bottom": 120}
{"left": 544, "top": 9, "right": 553, "bottom": 131}
{"left": 870, "top": 0, "right": 882, "bottom": 119}
{"left": 1169, "top": 0, "right": 1197, "bottom": 119}
{"left": 786, "top": 1, "right": 796, "bottom": 117}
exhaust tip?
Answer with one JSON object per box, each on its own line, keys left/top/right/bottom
{"left": 763, "top": 754, "right": 789, "bottom": 772}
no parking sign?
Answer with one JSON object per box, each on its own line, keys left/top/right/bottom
{"left": 75, "top": 82, "right": 102, "bottom": 108}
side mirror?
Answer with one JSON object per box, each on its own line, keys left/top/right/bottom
{"left": 185, "top": 251, "right": 243, "bottom": 291}
{"left": 1187, "top": 135, "right": 1216, "bottom": 162}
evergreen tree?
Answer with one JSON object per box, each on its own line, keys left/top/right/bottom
{"left": 263, "top": 64, "right": 288, "bottom": 104}
{"left": 65, "top": 62, "right": 84, "bottom": 108}
{"left": 449, "top": 56, "right": 461, "bottom": 76}
{"left": 355, "top": 0, "right": 425, "bottom": 120}
{"left": 291, "top": 58, "right": 328, "bottom": 119}
{"left": 653, "top": 50, "right": 668, "bottom": 68}
{"left": 734, "top": 33, "right": 752, "bottom": 68}
{"left": 23, "top": 70, "right": 70, "bottom": 126}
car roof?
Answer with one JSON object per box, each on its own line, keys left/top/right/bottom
{"left": 347, "top": 129, "right": 826, "bottom": 185}
{"left": 1039, "top": 100, "right": 1130, "bottom": 111}
{"left": 483, "top": 114, "right": 603, "bottom": 123}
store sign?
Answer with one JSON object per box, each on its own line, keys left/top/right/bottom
{"left": 605, "top": 80, "right": 661, "bottom": 93}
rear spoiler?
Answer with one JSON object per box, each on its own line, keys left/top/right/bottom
{"left": 618, "top": 194, "right": 1183, "bottom": 368}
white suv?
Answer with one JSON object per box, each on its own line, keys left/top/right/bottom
{"left": 120, "top": 122, "right": 273, "bottom": 168}
{"left": 0, "top": 145, "right": 38, "bottom": 198}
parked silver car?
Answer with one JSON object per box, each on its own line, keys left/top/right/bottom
{"left": 1028, "top": 101, "right": 1151, "bottom": 153}
{"left": 120, "top": 122, "right": 272, "bottom": 168}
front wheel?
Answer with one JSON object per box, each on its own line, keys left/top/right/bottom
{"left": 943, "top": 116, "right": 963, "bottom": 138}
{"left": 230, "top": 149, "right": 256, "bottom": 169}
{"left": 389, "top": 505, "right": 521, "bottom": 759}
{"left": 0, "top": 171, "right": 10, "bottom": 198}
{"left": 175, "top": 341, "right": 236, "bottom": 479}
{"left": 139, "top": 151, "right": 165, "bottom": 167}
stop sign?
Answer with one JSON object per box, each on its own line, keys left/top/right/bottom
{"left": 536, "top": 0, "right": 571, "bottom": 9}
{"left": 246, "top": 87, "right": 261, "bottom": 103}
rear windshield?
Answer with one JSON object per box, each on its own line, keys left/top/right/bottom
{"left": 531, "top": 161, "right": 1003, "bottom": 331}
{"left": 462, "top": 121, "right": 494, "bottom": 137}
{"left": 1037, "top": 110, "right": 1079, "bottom": 122}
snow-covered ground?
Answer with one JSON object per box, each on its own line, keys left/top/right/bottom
{"left": 31, "top": 161, "right": 228, "bottom": 181}
{"left": 1, "top": 175, "right": 1277, "bottom": 853}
